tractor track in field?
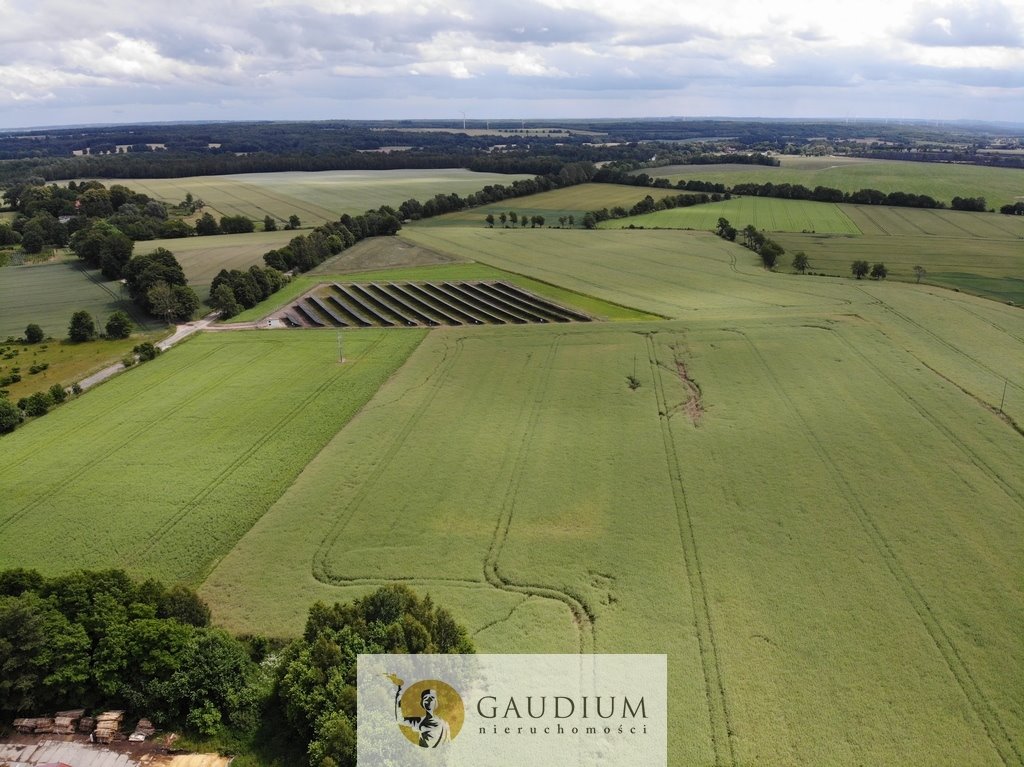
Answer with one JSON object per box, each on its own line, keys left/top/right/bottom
{"left": 481, "top": 334, "right": 597, "bottom": 654}
{"left": 127, "top": 333, "right": 389, "bottom": 568}
{"left": 0, "top": 344, "right": 222, "bottom": 478}
{"left": 858, "top": 287, "right": 1024, "bottom": 398}
{"left": 310, "top": 333, "right": 593, "bottom": 651}
{"left": 0, "top": 343, "right": 241, "bottom": 535}
{"left": 734, "top": 327, "right": 1022, "bottom": 767}
{"left": 646, "top": 333, "right": 736, "bottom": 767}
{"left": 311, "top": 335, "right": 465, "bottom": 581}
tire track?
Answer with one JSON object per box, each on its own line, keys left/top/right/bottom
{"left": 732, "top": 327, "right": 1022, "bottom": 767}
{"left": 312, "top": 335, "right": 464, "bottom": 581}
{"left": 858, "top": 286, "right": 1024, "bottom": 397}
{"left": 311, "top": 333, "right": 593, "bottom": 652}
{"left": 0, "top": 343, "right": 250, "bottom": 534}
{"left": 481, "top": 335, "right": 596, "bottom": 654}
{"left": 646, "top": 334, "right": 736, "bottom": 767}
{"left": 0, "top": 344, "right": 222, "bottom": 479}
{"left": 129, "top": 333, "right": 388, "bottom": 565}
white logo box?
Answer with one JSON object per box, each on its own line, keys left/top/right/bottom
{"left": 357, "top": 653, "right": 667, "bottom": 766}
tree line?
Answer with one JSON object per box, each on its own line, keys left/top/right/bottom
{"left": 0, "top": 569, "right": 471, "bottom": 767}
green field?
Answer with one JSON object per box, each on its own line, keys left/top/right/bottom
{"left": 118, "top": 169, "right": 531, "bottom": 225}
{"left": 413, "top": 183, "right": 657, "bottom": 227}
{"left": 0, "top": 258, "right": 159, "bottom": 340}
{"left": 0, "top": 329, "right": 424, "bottom": 582}
{"left": 599, "top": 196, "right": 862, "bottom": 234}
{"left": 3, "top": 169, "right": 1023, "bottom": 766}
{"left": 139, "top": 230, "right": 297, "bottom": 293}
{"left": 651, "top": 156, "right": 1024, "bottom": 209}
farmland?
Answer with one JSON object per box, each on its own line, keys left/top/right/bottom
{"left": 138, "top": 230, "right": 298, "bottom": 292}
{"left": 0, "top": 257, "right": 159, "bottom": 339}
{"left": 0, "top": 329, "right": 424, "bottom": 582}
{"left": 650, "top": 156, "right": 1024, "bottom": 209}
{"left": 2, "top": 162, "right": 1023, "bottom": 766}
{"left": 119, "top": 168, "right": 531, "bottom": 225}
{"left": 599, "top": 196, "right": 861, "bottom": 234}
{"left": 415, "top": 183, "right": 658, "bottom": 227}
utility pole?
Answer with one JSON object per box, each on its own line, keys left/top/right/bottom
{"left": 337, "top": 329, "right": 344, "bottom": 364}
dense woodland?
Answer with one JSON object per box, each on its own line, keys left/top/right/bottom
{"left": 0, "top": 570, "right": 470, "bottom": 767}
{"left": 1, "top": 119, "right": 1023, "bottom": 183}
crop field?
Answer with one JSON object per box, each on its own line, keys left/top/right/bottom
{"left": 413, "top": 183, "right": 658, "bottom": 227}
{"left": 0, "top": 258, "right": 159, "bottom": 339}
{"left": 0, "top": 329, "right": 424, "bottom": 582}
{"left": 201, "top": 312, "right": 1024, "bottom": 766}
{"left": 140, "top": 230, "right": 297, "bottom": 292}
{"left": 652, "top": 156, "right": 1024, "bottom": 209}
{"left": 3, "top": 169, "right": 1023, "bottom": 766}
{"left": 599, "top": 196, "right": 862, "bottom": 234}
{"left": 120, "top": 169, "right": 531, "bottom": 225}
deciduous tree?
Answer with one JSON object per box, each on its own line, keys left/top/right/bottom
{"left": 68, "top": 310, "right": 96, "bottom": 342}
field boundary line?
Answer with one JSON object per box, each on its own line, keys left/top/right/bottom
{"left": 646, "top": 333, "right": 736, "bottom": 767}
{"left": 311, "top": 335, "right": 464, "bottom": 582}
{"left": 128, "top": 333, "right": 389, "bottom": 571}
{"left": 735, "top": 327, "right": 1021, "bottom": 767}
{"left": 0, "top": 342, "right": 218, "bottom": 479}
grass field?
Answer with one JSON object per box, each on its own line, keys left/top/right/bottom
{"left": 0, "top": 329, "right": 425, "bottom": 582}
{"left": 599, "top": 196, "right": 862, "bottom": 234}
{"left": 0, "top": 333, "right": 163, "bottom": 401}
{"left": 413, "top": 183, "right": 657, "bottom": 227}
{"left": 118, "top": 169, "right": 531, "bottom": 225}
{"left": 0, "top": 258, "right": 160, "bottom": 340}
{"left": 650, "top": 156, "right": 1024, "bottom": 209}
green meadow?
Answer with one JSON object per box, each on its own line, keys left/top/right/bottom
{"left": 651, "top": 155, "right": 1024, "bottom": 209}
{"left": 0, "top": 329, "right": 424, "bottom": 582}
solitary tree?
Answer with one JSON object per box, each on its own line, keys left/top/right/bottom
{"left": 499, "top": 212, "right": 507, "bottom": 227}
{"left": 851, "top": 260, "right": 870, "bottom": 279}
{"left": 484, "top": 213, "right": 495, "bottom": 228}
{"left": 105, "top": 311, "right": 134, "bottom": 339}
{"left": 568, "top": 214, "right": 575, "bottom": 228}
{"left": 68, "top": 310, "right": 96, "bottom": 342}
{"left": 24, "top": 324, "right": 44, "bottom": 344}
{"left": 288, "top": 214, "right": 301, "bottom": 229}
{"left": 792, "top": 251, "right": 810, "bottom": 274}
{"left": 870, "top": 262, "right": 888, "bottom": 280}
{"left": 509, "top": 212, "right": 518, "bottom": 226}
{"left": 263, "top": 215, "right": 277, "bottom": 232}
{"left": 913, "top": 265, "right": 927, "bottom": 283}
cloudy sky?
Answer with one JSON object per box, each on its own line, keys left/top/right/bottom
{"left": 1, "top": 0, "right": 1023, "bottom": 129}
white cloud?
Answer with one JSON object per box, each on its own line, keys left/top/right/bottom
{"left": 0, "top": 0, "right": 1022, "bottom": 125}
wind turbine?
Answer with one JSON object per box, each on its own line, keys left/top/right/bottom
{"left": 460, "top": 111, "right": 467, "bottom": 130}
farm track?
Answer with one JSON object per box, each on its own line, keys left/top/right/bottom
{"left": 734, "top": 327, "right": 1022, "bottom": 767}
{"left": 646, "top": 334, "right": 736, "bottom": 767}
{"left": 128, "top": 333, "right": 389, "bottom": 569}
{"left": 0, "top": 343, "right": 231, "bottom": 534}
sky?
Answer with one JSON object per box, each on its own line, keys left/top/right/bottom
{"left": 1, "top": 0, "right": 1023, "bottom": 129}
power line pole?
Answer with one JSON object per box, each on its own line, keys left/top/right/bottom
{"left": 337, "top": 329, "right": 344, "bottom": 364}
